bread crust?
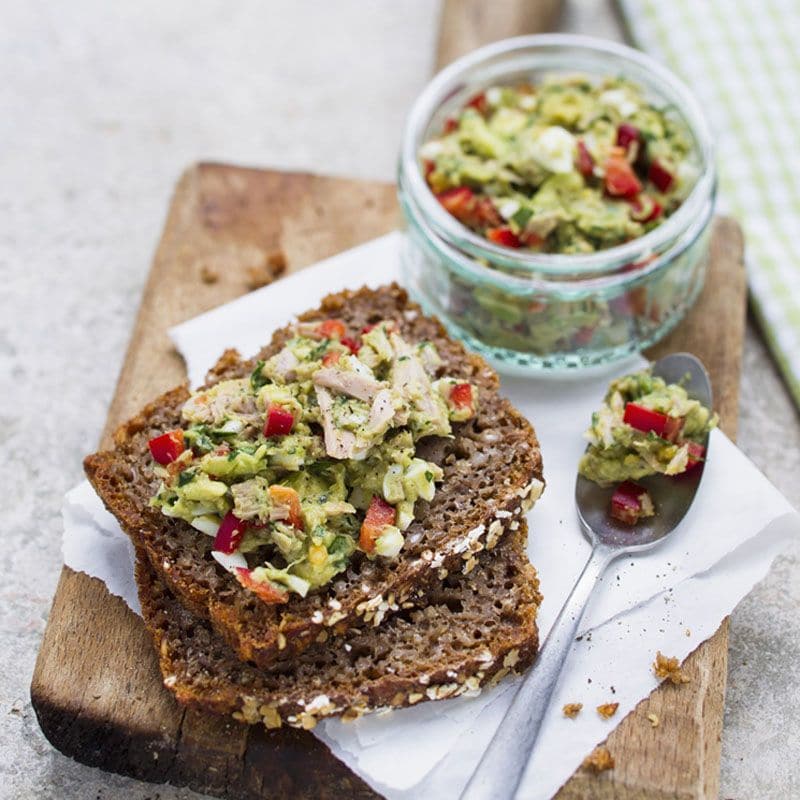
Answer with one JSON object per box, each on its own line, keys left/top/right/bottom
{"left": 136, "top": 523, "right": 541, "bottom": 730}
{"left": 85, "top": 284, "right": 544, "bottom": 668}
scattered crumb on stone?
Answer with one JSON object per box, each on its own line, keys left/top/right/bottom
{"left": 653, "top": 651, "right": 690, "bottom": 685}
{"left": 647, "top": 712, "right": 660, "bottom": 728}
{"left": 597, "top": 702, "right": 619, "bottom": 719}
{"left": 582, "top": 745, "right": 615, "bottom": 773}
{"left": 562, "top": 703, "right": 583, "bottom": 719}
{"left": 685, "top": 628, "right": 691, "bottom": 637}
{"left": 199, "top": 264, "right": 219, "bottom": 284}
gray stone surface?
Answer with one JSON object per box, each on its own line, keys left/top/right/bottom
{"left": 1, "top": 1, "right": 796, "bottom": 799}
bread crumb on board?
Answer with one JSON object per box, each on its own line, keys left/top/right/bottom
{"left": 582, "top": 745, "right": 615, "bottom": 773}
{"left": 562, "top": 703, "right": 583, "bottom": 718}
{"left": 200, "top": 264, "right": 219, "bottom": 284}
{"left": 653, "top": 651, "right": 690, "bottom": 684}
{"left": 647, "top": 712, "right": 660, "bottom": 728}
{"left": 247, "top": 249, "right": 287, "bottom": 290}
{"left": 597, "top": 702, "right": 619, "bottom": 719}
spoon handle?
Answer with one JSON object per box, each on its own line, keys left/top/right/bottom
{"left": 460, "top": 543, "right": 617, "bottom": 800}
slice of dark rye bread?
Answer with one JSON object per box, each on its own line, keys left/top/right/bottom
{"left": 85, "top": 284, "right": 544, "bottom": 669}
{"left": 136, "top": 523, "right": 541, "bottom": 730}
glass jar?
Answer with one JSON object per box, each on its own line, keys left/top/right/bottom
{"left": 398, "top": 35, "right": 716, "bottom": 373}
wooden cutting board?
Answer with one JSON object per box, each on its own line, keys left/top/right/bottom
{"left": 31, "top": 163, "right": 745, "bottom": 800}
{"left": 30, "top": 4, "right": 747, "bottom": 798}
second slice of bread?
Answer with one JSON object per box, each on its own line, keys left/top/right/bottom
{"left": 137, "top": 522, "right": 541, "bottom": 730}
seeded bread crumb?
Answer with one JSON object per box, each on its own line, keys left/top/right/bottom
{"left": 582, "top": 745, "right": 615, "bottom": 773}
{"left": 597, "top": 702, "right": 619, "bottom": 719}
{"left": 563, "top": 703, "right": 583, "bottom": 718}
{"left": 653, "top": 651, "right": 690, "bottom": 684}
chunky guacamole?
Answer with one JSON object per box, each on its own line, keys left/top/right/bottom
{"left": 147, "top": 320, "right": 478, "bottom": 603}
{"left": 579, "top": 369, "right": 716, "bottom": 487}
{"left": 422, "top": 75, "right": 696, "bottom": 253}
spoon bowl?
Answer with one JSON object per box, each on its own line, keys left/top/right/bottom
{"left": 575, "top": 352, "right": 713, "bottom": 550}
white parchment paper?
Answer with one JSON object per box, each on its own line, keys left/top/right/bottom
{"left": 63, "top": 232, "right": 799, "bottom": 800}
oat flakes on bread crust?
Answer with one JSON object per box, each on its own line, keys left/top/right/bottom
{"left": 136, "top": 523, "right": 541, "bottom": 730}
{"left": 85, "top": 284, "right": 544, "bottom": 668}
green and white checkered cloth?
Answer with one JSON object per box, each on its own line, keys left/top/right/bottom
{"left": 619, "top": 0, "right": 800, "bottom": 406}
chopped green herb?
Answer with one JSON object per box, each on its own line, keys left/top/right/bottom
{"left": 250, "top": 360, "right": 269, "bottom": 391}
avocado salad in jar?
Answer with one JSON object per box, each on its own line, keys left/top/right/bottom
{"left": 415, "top": 73, "right": 704, "bottom": 361}
{"left": 422, "top": 75, "right": 696, "bottom": 253}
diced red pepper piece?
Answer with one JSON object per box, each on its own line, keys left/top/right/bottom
{"left": 423, "top": 159, "right": 435, "bottom": 179}
{"left": 475, "top": 197, "right": 502, "bottom": 227}
{"left": 486, "top": 227, "right": 522, "bottom": 248}
{"left": 359, "top": 495, "right": 396, "bottom": 554}
{"left": 576, "top": 140, "right": 595, "bottom": 178}
{"left": 605, "top": 155, "right": 642, "bottom": 199}
{"left": 623, "top": 402, "right": 684, "bottom": 442}
{"left": 213, "top": 511, "right": 248, "bottom": 555}
{"left": 520, "top": 231, "right": 545, "bottom": 249}
{"left": 662, "top": 415, "right": 685, "bottom": 443}
{"left": 317, "top": 319, "right": 347, "bottom": 340}
{"left": 629, "top": 195, "right": 663, "bottom": 224}
{"left": 573, "top": 326, "right": 595, "bottom": 346}
{"left": 443, "top": 116, "right": 459, "bottom": 134}
{"left": 268, "top": 485, "right": 304, "bottom": 530}
{"left": 235, "top": 567, "right": 288, "bottom": 604}
{"left": 321, "top": 350, "right": 341, "bottom": 367}
{"left": 616, "top": 123, "right": 641, "bottom": 153}
{"left": 609, "top": 286, "right": 648, "bottom": 318}
{"left": 610, "top": 481, "right": 650, "bottom": 526}
{"left": 648, "top": 160, "right": 674, "bottom": 193}
{"left": 341, "top": 336, "right": 360, "bottom": 355}
{"left": 264, "top": 403, "right": 295, "bottom": 437}
{"left": 466, "top": 92, "right": 488, "bottom": 115}
{"left": 449, "top": 382, "right": 473, "bottom": 409}
{"left": 685, "top": 441, "right": 706, "bottom": 470}
{"left": 437, "top": 187, "right": 476, "bottom": 225}
{"left": 148, "top": 429, "right": 185, "bottom": 464}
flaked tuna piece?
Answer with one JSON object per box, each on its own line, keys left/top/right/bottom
{"left": 315, "top": 386, "right": 369, "bottom": 460}
{"left": 313, "top": 361, "right": 384, "bottom": 402}
{"left": 390, "top": 334, "right": 450, "bottom": 437}
{"left": 366, "top": 388, "right": 396, "bottom": 436}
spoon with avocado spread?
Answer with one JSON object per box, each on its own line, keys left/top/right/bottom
{"left": 461, "top": 353, "right": 713, "bottom": 800}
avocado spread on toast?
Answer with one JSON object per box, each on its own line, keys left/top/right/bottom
{"left": 148, "top": 319, "right": 479, "bottom": 603}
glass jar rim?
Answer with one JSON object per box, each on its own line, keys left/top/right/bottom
{"left": 399, "top": 34, "right": 716, "bottom": 276}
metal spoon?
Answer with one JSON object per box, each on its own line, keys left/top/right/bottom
{"left": 460, "top": 353, "right": 712, "bottom": 800}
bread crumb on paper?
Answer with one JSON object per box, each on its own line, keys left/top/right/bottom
{"left": 562, "top": 703, "right": 583, "bottom": 718}
{"left": 653, "top": 651, "right": 690, "bottom": 684}
{"left": 647, "top": 712, "right": 659, "bottom": 728}
{"left": 582, "top": 745, "right": 615, "bottom": 773}
{"left": 597, "top": 702, "right": 619, "bottom": 719}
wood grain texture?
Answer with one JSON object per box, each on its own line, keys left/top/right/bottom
{"left": 436, "top": 0, "right": 563, "bottom": 69}
{"left": 31, "top": 164, "right": 746, "bottom": 800}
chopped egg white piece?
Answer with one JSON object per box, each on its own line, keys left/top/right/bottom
{"left": 531, "top": 126, "right": 577, "bottom": 174}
